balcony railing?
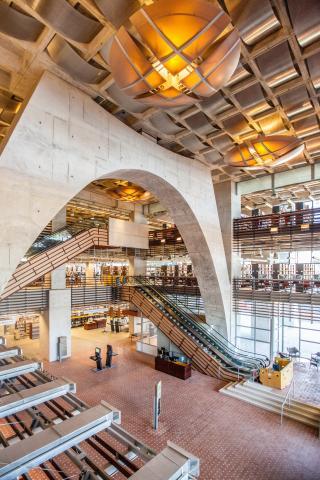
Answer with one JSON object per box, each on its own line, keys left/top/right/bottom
{"left": 234, "top": 207, "right": 320, "bottom": 239}
{"left": 234, "top": 277, "right": 320, "bottom": 295}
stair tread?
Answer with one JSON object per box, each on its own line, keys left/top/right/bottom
{"left": 221, "top": 389, "right": 319, "bottom": 427}
{"left": 241, "top": 381, "right": 320, "bottom": 413}
{"left": 229, "top": 386, "right": 320, "bottom": 420}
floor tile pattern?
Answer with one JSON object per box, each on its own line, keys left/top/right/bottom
{"left": 39, "top": 329, "right": 320, "bottom": 480}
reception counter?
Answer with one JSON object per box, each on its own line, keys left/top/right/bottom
{"left": 259, "top": 357, "right": 293, "bottom": 389}
{"left": 155, "top": 356, "right": 191, "bottom": 380}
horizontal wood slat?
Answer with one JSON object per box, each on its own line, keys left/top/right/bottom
{"left": 1, "top": 228, "right": 108, "bottom": 300}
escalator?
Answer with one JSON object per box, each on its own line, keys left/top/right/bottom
{"left": 1, "top": 223, "right": 109, "bottom": 300}
{"left": 128, "top": 278, "right": 269, "bottom": 381}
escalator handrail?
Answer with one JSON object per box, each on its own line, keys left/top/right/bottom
{"left": 140, "top": 276, "right": 269, "bottom": 366}
{"left": 164, "top": 288, "right": 269, "bottom": 366}
{"left": 137, "top": 284, "right": 258, "bottom": 372}
{"left": 134, "top": 278, "right": 268, "bottom": 370}
{"left": 134, "top": 276, "right": 268, "bottom": 366}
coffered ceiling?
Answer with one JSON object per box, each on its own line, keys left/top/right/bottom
{"left": 241, "top": 179, "right": 320, "bottom": 214}
{"left": 0, "top": 0, "right": 319, "bottom": 184}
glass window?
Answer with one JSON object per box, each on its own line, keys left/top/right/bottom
{"left": 300, "top": 341, "right": 320, "bottom": 357}
{"left": 300, "top": 319, "right": 320, "bottom": 330}
{"left": 256, "top": 317, "right": 270, "bottom": 330}
{"left": 255, "top": 341, "right": 270, "bottom": 357}
{"left": 237, "top": 313, "right": 254, "bottom": 328}
{"left": 300, "top": 328, "right": 320, "bottom": 343}
{"left": 283, "top": 326, "right": 299, "bottom": 351}
{"left": 256, "top": 329, "right": 270, "bottom": 342}
{"left": 237, "top": 326, "right": 254, "bottom": 339}
{"left": 237, "top": 338, "right": 254, "bottom": 352}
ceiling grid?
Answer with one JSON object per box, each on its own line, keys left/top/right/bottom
{"left": 0, "top": 0, "right": 319, "bottom": 183}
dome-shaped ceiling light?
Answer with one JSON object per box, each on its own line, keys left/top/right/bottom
{"left": 108, "top": 0, "right": 240, "bottom": 107}
{"left": 225, "top": 136, "right": 305, "bottom": 170}
{"left": 107, "top": 182, "right": 152, "bottom": 202}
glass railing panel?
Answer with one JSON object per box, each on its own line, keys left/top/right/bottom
{"left": 25, "top": 221, "right": 107, "bottom": 258}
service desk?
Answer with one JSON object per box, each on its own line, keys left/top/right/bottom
{"left": 84, "top": 322, "right": 97, "bottom": 330}
{"left": 155, "top": 356, "right": 191, "bottom": 380}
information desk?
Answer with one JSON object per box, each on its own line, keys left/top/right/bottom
{"left": 83, "top": 319, "right": 106, "bottom": 330}
{"left": 84, "top": 322, "right": 97, "bottom": 330}
{"left": 259, "top": 357, "right": 293, "bottom": 389}
{"left": 155, "top": 356, "right": 191, "bottom": 380}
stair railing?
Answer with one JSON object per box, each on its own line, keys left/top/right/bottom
{"left": 280, "top": 378, "right": 295, "bottom": 426}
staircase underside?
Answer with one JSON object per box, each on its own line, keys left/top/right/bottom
{"left": 1, "top": 228, "right": 108, "bottom": 300}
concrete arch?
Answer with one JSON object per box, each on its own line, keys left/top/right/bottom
{"left": 0, "top": 72, "right": 231, "bottom": 335}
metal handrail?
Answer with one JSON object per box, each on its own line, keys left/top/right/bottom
{"left": 136, "top": 276, "right": 269, "bottom": 364}
{"left": 134, "top": 276, "right": 269, "bottom": 372}
{"left": 234, "top": 206, "right": 320, "bottom": 232}
{"left": 280, "top": 378, "right": 295, "bottom": 426}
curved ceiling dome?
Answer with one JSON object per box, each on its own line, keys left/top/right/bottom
{"left": 107, "top": 185, "right": 152, "bottom": 202}
{"left": 93, "top": 179, "right": 153, "bottom": 203}
{"left": 225, "top": 136, "right": 305, "bottom": 170}
{"left": 108, "top": 0, "right": 240, "bottom": 107}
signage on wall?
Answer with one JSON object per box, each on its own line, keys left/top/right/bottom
{"left": 0, "top": 318, "right": 15, "bottom": 326}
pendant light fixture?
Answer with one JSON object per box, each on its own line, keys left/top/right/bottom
{"left": 225, "top": 136, "right": 305, "bottom": 170}
{"left": 108, "top": 0, "right": 241, "bottom": 107}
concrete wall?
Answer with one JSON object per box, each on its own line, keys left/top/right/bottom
{"left": 108, "top": 217, "right": 149, "bottom": 249}
{"left": 214, "top": 181, "right": 241, "bottom": 280}
{"left": 0, "top": 72, "right": 230, "bottom": 335}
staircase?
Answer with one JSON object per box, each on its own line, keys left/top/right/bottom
{"left": 1, "top": 226, "right": 108, "bottom": 300}
{"left": 220, "top": 380, "right": 320, "bottom": 430}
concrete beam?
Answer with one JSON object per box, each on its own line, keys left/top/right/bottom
{"left": 0, "top": 360, "right": 42, "bottom": 381}
{"left": 0, "top": 401, "right": 120, "bottom": 480}
{"left": 129, "top": 441, "right": 200, "bottom": 480}
{"left": 237, "top": 164, "right": 320, "bottom": 195}
{"left": 0, "top": 377, "right": 75, "bottom": 417}
{"left": 0, "top": 345, "right": 21, "bottom": 359}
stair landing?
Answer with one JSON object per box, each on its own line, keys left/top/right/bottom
{"left": 220, "top": 379, "right": 320, "bottom": 431}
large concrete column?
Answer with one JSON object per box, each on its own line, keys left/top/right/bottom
{"left": 214, "top": 181, "right": 241, "bottom": 341}
{"left": 51, "top": 207, "right": 66, "bottom": 289}
{"left": 39, "top": 289, "right": 71, "bottom": 361}
{"left": 40, "top": 207, "right": 71, "bottom": 361}
{"left": 128, "top": 205, "right": 147, "bottom": 277}
{"left": 128, "top": 257, "right": 147, "bottom": 277}
{"left": 214, "top": 181, "right": 241, "bottom": 279}
{"left": 86, "top": 262, "right": 95, "bottom": 281}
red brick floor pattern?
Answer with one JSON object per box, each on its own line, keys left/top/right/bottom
{"left": 43, "top": 329, "right": 320, "bottom": 480}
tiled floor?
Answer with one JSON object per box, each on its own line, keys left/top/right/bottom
{"left": 14, "top": 328, "right": 320, "bottom": 480}
{"left": 292, "top": 362, "right": 320, "bottom": 406}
